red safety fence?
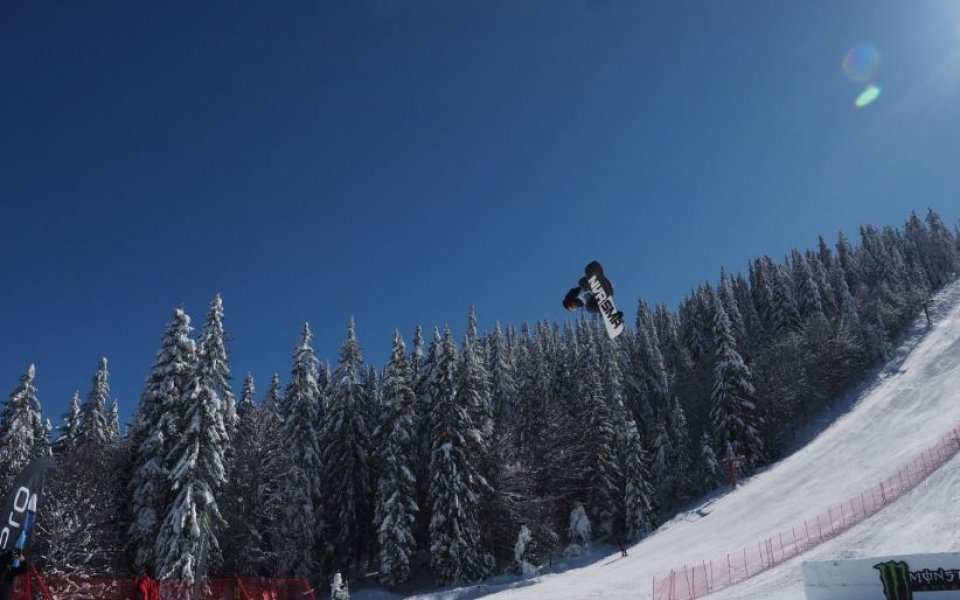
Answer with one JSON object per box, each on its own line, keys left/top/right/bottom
{"left": 651, "top": 426, "right": 960, "bottom": 600}
{"left": 13, "top": 572, "right": 317, "bottom": 600}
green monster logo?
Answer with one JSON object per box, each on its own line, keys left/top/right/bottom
{"left": 874, "top": 560, "right": 960, "bottom": 600}
{"left": 874, "top": 561, "right": 912, "bottom": 600}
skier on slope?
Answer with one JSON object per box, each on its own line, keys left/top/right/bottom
{"left": 0, "top": 549, "right": 29, "bottom": 600}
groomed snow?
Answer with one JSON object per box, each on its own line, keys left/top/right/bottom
{"left": 380, "top": 278, "right": 960, "bottom": 600}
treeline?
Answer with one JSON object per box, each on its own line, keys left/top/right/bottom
{"left": 0, "top": 210, "right": 956, "bottom": 592}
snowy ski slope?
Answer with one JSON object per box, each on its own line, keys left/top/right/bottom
{"left": 403, "top": 278, "right": 960, "bottom": 600}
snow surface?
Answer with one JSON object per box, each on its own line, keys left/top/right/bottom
{"left": 357, "top": 279, "right": 960, "bottom": 600}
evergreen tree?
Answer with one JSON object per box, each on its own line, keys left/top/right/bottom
{"left": 374, "top": 331, "right": 419, "bottom": 588}
{"left": 488, "top": 323, "right": 518, "bottom": 424}
{"left": 127, "top": 309, "right": 197, "bottom": 575}
{"left": 709, "top": 294, "right": 764, "bottom": 472}
{"left": 718, "top": 268, "right": 746, "bottom": 348}
{"left": 579, "top": 330, "right": 620, "bottom": 540}
{"left": 222, "top": 399, "right": 287, "bottom": 575}
{"left": 77, "top": 357, "right": 111, "bottom": 449}
{"left": 53, "top": 391, "right": 82, "bottom": 455}
{"left": 198, "top": 294, "right": 237, "bottom": 437}
{"left": 615, "top": 403, "right": 655, "bottom": 540}
{"left": 154, "top": 318, "right": 229, "bottom": 580}
{"left": 428, "top": 327, "right": 484, "bottom": 585}
{"left": 239, "top": 374, "right": 256, "bottom": 420}
{"left": 791, "top": 250, "right": 825, "bottom": 322}
{"left": 108, "top": 400, "right": 120, "bottom": 442}
{"left": 627, "top": 300, "right": 670, "bottom": 429}
{"left": 0, "top": 364, "right": 50, "bottom": 488}
{"left": 277, "top": 324, "right": 324, "bottom": 575}
{"left": 698, "top": 432, "right": 722, "bottom": 493}
{"left": 770, "top": 260, "right": 802, "bottom": 335}
{"left": 321, "top": 318, "right": 374, "bottom": 571}
{"left": 263, "top": 373, "right": 283, "bottom": 417}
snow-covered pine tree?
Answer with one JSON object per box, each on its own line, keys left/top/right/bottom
{"left": 488, "top": 322, "right": 518, "bottom": 425}
{"left": 77, "top": 357, "right": 111, "bottom": 448}
{"left": 53, "top": 391, "right": 82, "bottom": 455}
{"left": 698, "top": 432, "right": 722, "bottom": 493}
{"left": 413, "top": 327, "right": 442, "bottom": 555}
{"left": 459, "top": 334, "right": 496, "bottom": 576}
{"left": 666, "top": 396, "right": 694, "bottom": 500}
{"left": 108, "top": 400, "right": 120, "bottom": 442}
{"left": 374, "top": 331, "right": 419, "bottom": 589}
{"left": 770, "top": 260, "right": 802, "bottom": 335}
{"left": 222, "top": 381, "right": 288, "bottom": 575}
{"left": 277, "top": 324, "right": 323, "bottom": 575}
{"left": 627, "top": 300, "right": 670, "bottom": 431}
{"left": 128, "top": 309, "right": 197, "bottom": 575}
{"left": 925, "top": 209, "right": 958, "bottom": 287}
{"left": 650, "top": 413, "right": 673, "bottom": 504}
{"left": 718, "top": 268, "right": 746, "bottom": 349}
{"left": 428, "top": 327, "right": 484, "bottom": 585}
{"left": 615, "top": 402, "right": 655, "bottom": 541}
{"left": 579, "top": 328, "right": 620, "bottom": 540}
{"left": 709, "top": 293, "right": 765, "bottom": 472}
{"left": 321, "top": 317, "right": 373, "bottom": 571}
{"left": 836, "top": 231, "right": 862, "bottom": 296}
{"left": 41, "top": 359, "right": 125, "bottom": 575}
{"left": 791, "top": 250, "right": 825, "bottom": 323}
{"left": 238, "top": 374, "right": 255, "bottom": 421}
{"left": 411, "top": 325, "right": 424, "bottom": 386}
{"left": 654, "top": 302, "right": 693, "bottom": 376}
{"left": 749, "top": 257, "right": 777, "bottom": 337}
{"left": 732, "top": 273, "right": 764, "bottom": 357}
{"left": 0, "top": 365, "right": 52, "bottom": 485}
{"left": 198, "top": 294, "right": 237, "bottom": 438}
{"left": 153, "top": 314, "right": 229, "bottom": 580}
{"left": 263, "top": 373, "right": 284, "bottom": 418}
{"left": 806, "top": 250, "right": 838, "bottom": 322}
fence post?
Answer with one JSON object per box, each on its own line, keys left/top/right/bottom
{"left": 880, "top": 481, "right": 887, "bottom": 504}
{"left": 727, "top": 554, "right": 733, "bottom": 585}
{"left": 744, "top": 547, "right": 749, "bottom": 577}
{"left": 817, "top": 514, "right": 823, "bottom": 540}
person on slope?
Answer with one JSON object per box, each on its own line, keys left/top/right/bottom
{"left": 0, "top": 549, "right": 29, "bottom": 600}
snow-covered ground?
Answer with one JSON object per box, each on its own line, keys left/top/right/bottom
{"left": 362, "top": 280, "right": 960, "bottom": 600}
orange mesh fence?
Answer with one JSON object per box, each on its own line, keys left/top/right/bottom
{"left": 651, "top": 426, "right": 960, "bottom": 600}
{"left": 13, "top": 574, "right": 316, "bottom": 600}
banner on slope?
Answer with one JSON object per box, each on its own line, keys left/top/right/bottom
{"left": 803, "top": 553, "right": 960, "bottom": 600}
{"left": 0, "top": 456, "right": 57, "bottom": 558}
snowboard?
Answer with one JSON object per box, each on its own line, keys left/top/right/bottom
{"left": 584, "top": 261, "right": 625, "bottom": 340}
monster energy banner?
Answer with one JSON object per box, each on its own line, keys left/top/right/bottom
{"left": 803, "top": 553, "right": 960, "bottom": 600}
{"left": 875, "top": 561, "right": 960, "bottom": 600}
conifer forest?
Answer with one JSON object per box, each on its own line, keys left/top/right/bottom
{"left": 2, "top": 209, "right": 958, "bottom": 593}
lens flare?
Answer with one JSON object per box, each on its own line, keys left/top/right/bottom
{"left": 855, "top": 84, "right": 882, "bottom": 108}
{"left": 843, "top": 44, "right": 881, "bottom": 83}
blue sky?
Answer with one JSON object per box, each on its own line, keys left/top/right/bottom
{"left": 2, "top": 1, "right": 959, "bottom": 426}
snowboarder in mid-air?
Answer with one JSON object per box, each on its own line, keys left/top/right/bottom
{"left": 0, "top": 549, "right": 29, "bottom": 600}
{"left": 563, "top": 260, "right": 625, "bottom": 339}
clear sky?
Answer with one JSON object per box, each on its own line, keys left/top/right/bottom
{"left": 2, "top": 1, "right": 959, "bottom": 426}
